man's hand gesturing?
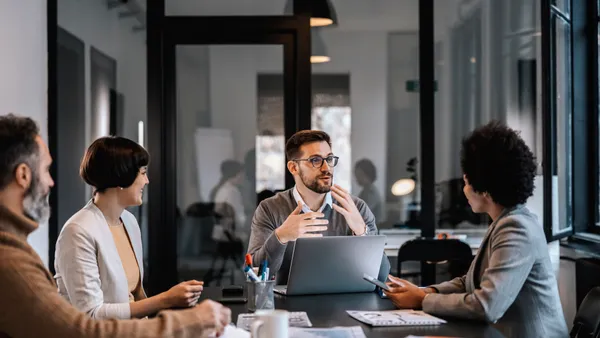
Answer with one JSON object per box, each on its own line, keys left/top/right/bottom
{"left": 274, "top": 201, "right": 328, "bottom": 244}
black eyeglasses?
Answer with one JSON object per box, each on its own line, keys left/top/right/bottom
{"left": 293, "top": 155, "right": 339, "bottom": 168}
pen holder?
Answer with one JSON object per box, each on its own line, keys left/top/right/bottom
{"left": 247, "top": 280, "right": 275, "bottom": 312}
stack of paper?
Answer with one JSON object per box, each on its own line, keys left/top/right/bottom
{"left": 210, "top": 325, "right": 249, "bottom": 338}
{"left": 236, "top": 312, "right": 312, "bottom": 331}
{"left": 289, "top": 326, "right": 366, "bottom": 338}
{"left": 347, "top": 310, "right": 446, "bottom": 326}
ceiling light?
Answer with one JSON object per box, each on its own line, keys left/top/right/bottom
{"left": 391, "top": 179, "right": 416, "bottom": 197}
{"left": 311, "top": 28, "right": 330, "bottom": 63}
{"left": 284, "top": 0, "right": 338, "bottom": 27}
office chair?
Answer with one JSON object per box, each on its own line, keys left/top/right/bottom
{"left": 396, "top": 238, "right": 473, "bottom": 286}
{"left": 571, "top": 286, "right": 600, "bottom": 338}
{"left": 575, "top": 258, "right": 600, "bottom": 310}
{"left": 204, "top": 202, "right": 244, "bottom": 286}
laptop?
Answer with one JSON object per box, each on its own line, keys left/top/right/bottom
{"left": 274, "top": 235, "right": 386, "bottom": 296}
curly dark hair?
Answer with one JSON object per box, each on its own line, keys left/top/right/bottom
{"left": 460, "top": 121, "right": 537, "bottom": 207}
{"left": 0, "top": 114, "right": 40, "bottom": 190}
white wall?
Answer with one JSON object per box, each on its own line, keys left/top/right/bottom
{"left": 0, "top": 0, "right": 48, "bottom": 266}
{"left": 58, "top": 0, "right": 147, "bottom": 145}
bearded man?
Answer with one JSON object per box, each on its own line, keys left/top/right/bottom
{"left": 247, "top": 130, "right": 390, "bottom": 284}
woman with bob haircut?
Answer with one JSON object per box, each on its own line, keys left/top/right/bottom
{"left": 54, "top": 136, "right": 204, "bottom": 319}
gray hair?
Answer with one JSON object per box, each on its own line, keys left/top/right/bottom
{"left": 0, "top": 114, "right": 40, "bottom": 190}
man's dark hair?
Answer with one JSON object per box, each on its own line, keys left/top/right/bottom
{"left": 0, "top": 114, "right": 40, "bottom": 190}
{"left": 461, "top": 121, "right": 537, "bottom": 207}
{"left": 355, "top": 158, "right": 377, "bottom": 182}
{"left": 285, "top": 130, "right": 332, "bottom": 160}
{"left": 80, "top": 136, "right": 149, "bottom": 193}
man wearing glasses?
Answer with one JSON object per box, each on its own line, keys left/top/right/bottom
{"left": 247, "top": 130, "right": 390, "bottom": 284}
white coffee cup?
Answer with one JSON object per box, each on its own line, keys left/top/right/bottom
{"left": 250, "top": 309, "right": 289, "bottom": 338}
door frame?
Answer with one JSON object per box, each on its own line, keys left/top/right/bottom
{"left": 146, "top": 1, "right": 311, "bottom": 293}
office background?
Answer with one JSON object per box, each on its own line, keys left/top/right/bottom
{"left": 1, "top": 0, "right": 599, "bottom": 331}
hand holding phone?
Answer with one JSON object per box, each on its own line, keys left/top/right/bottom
{"left": 387, "top": 275, "right": 406, "bottom": 287}
{"left": 363, "top": 273, "right": 390, "bottom": 291}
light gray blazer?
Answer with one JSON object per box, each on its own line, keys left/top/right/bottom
{"left": 422, "top": 205, "right": 568, "bottom": 338}
{"left": 54, "top": 200, "right": 145, "bottom": 319}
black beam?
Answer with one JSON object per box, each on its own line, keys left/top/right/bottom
{"left": 577, "top": 0, "right": 600, "bottom": 234}
{"left": 587, "top": 0, "right": 600, "bottom": 234}
{"left": 419, "top": 0, "right": 435, "bottom": 238}
{"left": 285, "top": 13, "right": 311, "bottom": 189}
{"left": 541, "top": 0, "right": 555, "bottom": 241}
{"left": 147, "top": 0, "right": 174, "bottom": 295}
{"left": 419, "top": 0, "right": 436, "bottom": 286}
{"left": 47, "top": 0, "right": 58, "bottom": 273}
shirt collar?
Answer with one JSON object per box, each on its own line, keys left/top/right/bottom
{"left": 292, "top": 186, "right": 332, "bottom": 213}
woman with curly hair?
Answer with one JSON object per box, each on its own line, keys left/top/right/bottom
{"left": 384, "top": 121, "right": 567, "bottom": 338}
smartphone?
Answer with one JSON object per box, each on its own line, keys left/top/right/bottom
{"left": 363, "top": 273, "right": 390, "bottom": 291}
{"left": 219, "top": 285, "right": 247, "bottom": 304}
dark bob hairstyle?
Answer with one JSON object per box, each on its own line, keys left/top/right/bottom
{"left": 80, "top": 136, "right": 149, "bottom": 193}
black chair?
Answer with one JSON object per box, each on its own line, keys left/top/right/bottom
{"left": 576, "top": 258, "right": 600, "bottom": 310}
{"left": 396, "top": 238, "right": 473, "bottom": 286}
{"left": 203, "top": 202, "right": 245, "bottom": 286}
{"left": 571, "top": 287, "right": 600, "bottom": 338}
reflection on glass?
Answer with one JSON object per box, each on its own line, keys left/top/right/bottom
{"left": 434, "top": 0, "right": 543, "bottom": 234}
{"left": 166, "top": 0, "right": 288, "bottom": 16}
{"left": 312, "top": 106, "right": 351, "bottom": 191}
{"left": 176, "top": 45, "right": 284, "bottom": 286}
{"left": 256, "top": 136, "right": 285, "bottom": 192}
{"left": 551, "top": 0, "right": 569, "bottom": 15}
{"left": 553, "top": 16, "right": 572, "bottom": 232}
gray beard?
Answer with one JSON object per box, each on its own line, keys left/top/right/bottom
{"left": 23, "top": 180, "right": 51, "bottom": 225}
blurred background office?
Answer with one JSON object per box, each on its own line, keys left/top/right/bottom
{"left": 2, "top": 0, "right": 599, "bottom": 332}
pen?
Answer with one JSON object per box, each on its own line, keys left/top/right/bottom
{"left": 244, "top": 265, "right": 260, "bottom": 282}
{"left": 245, "top": 254, "right": 253, "bottom": 267}
{"left": 257, "top": 260, "right": 265, "bottom": 279}
{"left": 261, "top": 260, "right": 269, "bottom": 281}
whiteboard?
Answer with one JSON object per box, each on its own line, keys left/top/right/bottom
{"left": 194, "top": 128, "right": 234, "bottom": 202}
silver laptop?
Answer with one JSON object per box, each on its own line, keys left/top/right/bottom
{"left": 274, "top": 235, "right": 386, "bottom": 296}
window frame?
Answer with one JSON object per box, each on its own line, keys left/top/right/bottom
{"left": 591, "top": 2, "right": 600, "bottom": 233}
{"left": 565, "top": 0, "right": 599, "bottom": 240}
{"left": 543, "top": 0, "right": 575, "bottom": 241}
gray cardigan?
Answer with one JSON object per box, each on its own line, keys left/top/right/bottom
{"left": 247, "top": 188, "right": 390, "bottom": 284}
{"left": 54, "top": 200, "right": 146, "bottom": 319}
{"left": 423, "top": 205, "right": 568, "bottom": 338}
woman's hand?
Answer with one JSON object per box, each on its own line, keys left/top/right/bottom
{"left": 162, "top": 280, "right": 204, "bottom": 308}
{"left": 383, "top": 275, "right": 427, "bottom": 309}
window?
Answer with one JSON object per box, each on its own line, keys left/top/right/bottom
{"left": 256, "top": 74, "right": 351, "bottom": 193}
{"left": 548, "top": 2, "right": 573, "bottom": 239}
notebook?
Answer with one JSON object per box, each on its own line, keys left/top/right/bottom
{"left": 347, "top": 310, "right": 446, "bottom": 326}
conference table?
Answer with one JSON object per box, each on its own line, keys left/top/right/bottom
{"left": 201, "top": 287, "right": 505, "bottom": 338}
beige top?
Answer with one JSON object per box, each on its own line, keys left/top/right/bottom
{"left": 109, "top": 220, "right": 143, "bottom": 302}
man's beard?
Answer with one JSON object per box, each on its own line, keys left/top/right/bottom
{"left": 299, "top": 167, "right": 333, "bottom": 194}
{"left": 23, "top": 173, "right": 51, "bottom": 225}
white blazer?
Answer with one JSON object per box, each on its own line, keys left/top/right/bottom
{"left": 54, "top": 200, "right": 146, "bottom": 319}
